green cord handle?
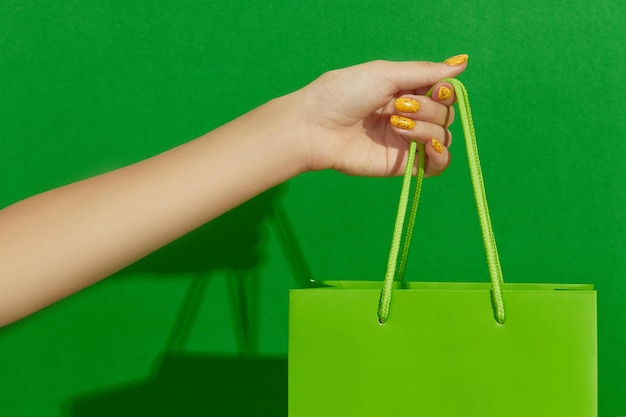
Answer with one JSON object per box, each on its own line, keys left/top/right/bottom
{"left": 378, "top": 78, "right": 506, "bottom": 325}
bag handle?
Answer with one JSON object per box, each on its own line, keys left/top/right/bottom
{"left": 377, "top": 78, "right": 506, "bottom": 325}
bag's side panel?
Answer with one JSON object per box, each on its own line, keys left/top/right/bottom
{"left": 288, "top": 287, "right": 597, "bottom": 417}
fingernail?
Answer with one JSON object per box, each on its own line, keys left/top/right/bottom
{"left": 390, "top": 115, "right": 415, "bottom": 130}
{"left": 394, "top": 97, "right": 420, "bottom": 113}
{"left": 443, "top": 54, "right": 469, "bottom": 66}
{"left": 431, "top": 138, "right": 444, "bottom": 153}
{"left": 438, "top": 86, "right": 452, "bottom": 101}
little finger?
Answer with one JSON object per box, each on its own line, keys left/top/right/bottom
{"left": 424, "top": 138, "right": 451, "bottom": 177}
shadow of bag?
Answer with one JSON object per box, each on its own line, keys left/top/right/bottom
{"left": 288, "top": 79, "right": 597, "bottom": 417}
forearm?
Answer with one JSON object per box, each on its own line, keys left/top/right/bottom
{"left": 0, "top": 58, "right": 467, "bottom": 326}
{"left": 0, "top": 92, "right": 306, "bottom": 326}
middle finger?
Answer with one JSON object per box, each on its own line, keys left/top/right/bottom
{"left": 393, "top": 95, "right": 453, "bottom": 128}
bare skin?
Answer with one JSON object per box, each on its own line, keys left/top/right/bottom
{"left": 0, "top": 58, "right": 466, "bottom": 326}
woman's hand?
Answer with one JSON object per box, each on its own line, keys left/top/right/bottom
{"left": 0, "top": 56, "right": 468, "bottom": 326}
{"left": 296, "top": 56, "right": 468, "bottom": 177}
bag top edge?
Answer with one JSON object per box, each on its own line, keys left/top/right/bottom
{"left": 296, "top": 280, "right": 594, "bottom": 291}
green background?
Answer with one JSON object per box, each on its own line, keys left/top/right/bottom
{"left": 1, "top": 0, "right": 624, "bottom": 415}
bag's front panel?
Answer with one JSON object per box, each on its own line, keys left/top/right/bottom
{"left": 288, "top": 286, "right": 596, "bottom": 417}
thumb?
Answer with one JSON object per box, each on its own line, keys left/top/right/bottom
{"left": 372, "top": 54, "right": 469, "bottom": 93}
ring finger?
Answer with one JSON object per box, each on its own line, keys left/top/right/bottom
{"left": 389, "top": 114, "right": 448, "bottom": 146}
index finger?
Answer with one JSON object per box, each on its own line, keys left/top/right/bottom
{"left": 430, "top": 81, "right": 458, "bottom": 106}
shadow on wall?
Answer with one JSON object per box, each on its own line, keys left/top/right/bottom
{"left": 70, "top": 354, "right": 288, "bottom": 417}
{"left": 67, "top": 185, "right": 310, "bottom": 416}
{"left": 122, "top": 185, "right": 310, "bottom": 278}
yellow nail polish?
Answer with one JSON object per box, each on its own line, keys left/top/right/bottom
{"left": 394, "top": 97, "right": 420, "bottom": 113}
{"left": 431, "top": 138, "right": 444, "bottom": 153}
{"left": 390, "top": 115, "right": 415, "bottom": 130}
{"left": 443, "top": 54, "right": 469, "bottom": 66}
{"left": 438, "top": 86, "right": 452, "bottom": 101}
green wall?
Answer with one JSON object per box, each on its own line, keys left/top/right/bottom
{"left": 1, "top": 0, "right": 624, "bottom": 415}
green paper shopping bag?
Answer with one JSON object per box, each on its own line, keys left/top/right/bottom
{"left": 288, "top": 79, "right": 597, "bottom": 417}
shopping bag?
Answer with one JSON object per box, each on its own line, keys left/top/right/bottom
{"left": 288, "top": 79, "right": 597, "bottom": 417}
{"left": 289, "top": 281, "right": 596, "bottom": 416}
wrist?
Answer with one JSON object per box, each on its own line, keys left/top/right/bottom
{"left": 260, "top": 90, "right": 315, "bottom": 176}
